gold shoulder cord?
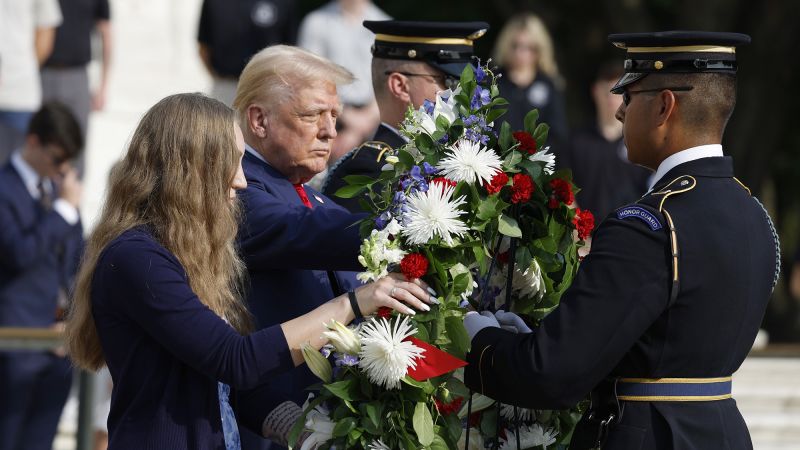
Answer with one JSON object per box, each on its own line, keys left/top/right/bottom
{"left": 650, "top": 175, "right": 697, "bottom": 306}
{"left": 356, "top": 140, "right": 394, "bottom": 163}
{"left": 477, "top": 345, "right": 492, "bottom": 394}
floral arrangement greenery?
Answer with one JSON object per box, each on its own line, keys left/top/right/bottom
{"left": 289, "top": 63, "right": 594, "bottom": 450}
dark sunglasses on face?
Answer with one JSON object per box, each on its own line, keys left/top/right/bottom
{"left": 622, "top": 86, "right": 694, "bottom": 106}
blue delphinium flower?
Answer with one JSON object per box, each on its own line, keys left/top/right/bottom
{"left": 473, "top": 64, "right": 487, "bottom": 83}
{"left": 422, "top": 162, "right": 438, "bottom": 175}
{"left": 423, "top": 99, "right": 435, "bottom": 116}
{"left": 375, "top": 211, "right": 392, "bottom": 230}
{"left": 470, "top": 86, "right": 491, "bottom": 109}
{"left": 437, "top": 134, "right": 450, "bottom": 145}
{"left": 334, "top": 353, "right": 360, "bottom": 367}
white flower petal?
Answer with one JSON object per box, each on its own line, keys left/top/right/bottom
{"left": 368, "top": 439, "right": 392, "bottom": 450}
{"left": 499, "top": 423, "right": 557, "bottom": 450}
{"left": 358, "top": 316, "right": 424, "bottom": 390}
{"left": 529, "top": 146, "right": 556, "bottom": 175}
{"left": 403, "top": 185, "right": 468, "bottom": 246}
{"left": 437, "top": 139, "right": 503, "bottom": 185}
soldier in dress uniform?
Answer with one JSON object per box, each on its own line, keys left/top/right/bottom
{"left": 462, "top": 31, "right": 780, "bottom": 450}
{"left": 321, "top": 20, "right": 489, "bottom": 212}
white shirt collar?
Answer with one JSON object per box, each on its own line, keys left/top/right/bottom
{"left": 10, "top": 151, "right": 46, "bottom": 199}
{"left": 648, "top": 144, "right": 724, "bottom": 191}
{"left": 244, "top": 143, "right": 268, "bottom": 164}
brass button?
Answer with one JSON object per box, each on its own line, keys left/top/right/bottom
{"left": 408, "top": 49, "right": 417, "bottom": 58}
{"left": 654, "top": 60, "right": 664, "bottom": 70}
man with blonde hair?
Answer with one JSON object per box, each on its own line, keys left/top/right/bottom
{"left": 232, "top": 45, "right": 368, "bottom": 449}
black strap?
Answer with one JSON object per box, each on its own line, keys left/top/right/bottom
{"left": 327, "top": 271, "right": 343, "bottom": 297}
{"left": 347, "top": 290, "right": 364, "bottom": 321}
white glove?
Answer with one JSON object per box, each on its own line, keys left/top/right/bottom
{"left": 495, "top": 309, "right": 532, "bottom": 334}
{"left": 464, "top": 310, "right": 500, "bottom": 340}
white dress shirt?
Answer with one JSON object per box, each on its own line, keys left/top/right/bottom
{"left": 647, "top": 144, "right": 724, "bottom": 191}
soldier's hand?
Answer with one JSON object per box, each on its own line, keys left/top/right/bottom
{"left": 495, "top": 310, "right": 532, "bottom": 334}
{"left": 464, "top": 311, "right": 500, "bottom": 340}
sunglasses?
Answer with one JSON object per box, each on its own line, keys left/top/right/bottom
{"left": 386, "top": 71, "right": 460, "bottom": 91}
{"left": 622, "top": 86, "right": 694, "bottom": 106}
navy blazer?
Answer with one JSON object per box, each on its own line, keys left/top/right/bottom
{"left": 237, "top": 151, "right": 365, "bottom": 404}
{"left": 0, "top": 162, "right": 83, "bottom": 328}
{"left": 92, "top": 227, "right": 295, "bottom": 450}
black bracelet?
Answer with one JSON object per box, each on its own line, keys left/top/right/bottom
{"left": 347, "top": 290, "right": 364, "bottom": 321}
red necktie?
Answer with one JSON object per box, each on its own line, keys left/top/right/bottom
{"left": 293, "top": 184, "right": 313, "bottom": 208}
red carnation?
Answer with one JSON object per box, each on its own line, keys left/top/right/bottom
{"left": 484, "top": 171, "right": 509, "bottom": 195}
{"left": 496, "top": 250, "right": 510, "bottom": 265}
{"left": 376, "top": 307, "right": 393, "bottom": 319}
{"left": 573, "top": 208, "right": 595, "bottom": 241}
{"left": 511, "top": 173, "right": 534, "bottom": 204}
{"left": 434, "top": 397, "right": 464, "bottom": 415}
{"left": 513, "top": 131, "right": 537, "bottom": 155}
{"left": 432, "top": 177, "right": 457, "bottom": 188}
{"left": 400, "top": 253, "right": 429, "bottom": 280}
{"left": 548, "top": 178, "right": 574, "bottom": 209}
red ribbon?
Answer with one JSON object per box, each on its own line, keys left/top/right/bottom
{"left": 405, "top": 336, "right": 467, "bottom": 381}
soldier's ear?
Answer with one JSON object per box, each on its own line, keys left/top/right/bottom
{"left": 247, "top": 105, "right": 269, "bottom": 138}
{"left": 654, "top": 90, "right": 677, "bottom": 127}
{"left": 387, "top": 72, "right": 412, "bottom": 104}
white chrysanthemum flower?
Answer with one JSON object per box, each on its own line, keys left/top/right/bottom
{"left": 499, "top": 403, "right": 536, "bottom": 422}
{"left": 437, "top": 139, "right": 503, "bottom": 185}
{"left": 299, "top": 404, "right": 335, "bottom": 450}
{"left": 529, "top": 146, "right": 556, "bottom": 175}
{"left": 492, "top": 257, "right": 546, "bottom": 308}
{"left": 358, "top": 316, "right": 424, "bottom": 390}
{"left": 404, "top": 185, "right": 468, "bottom": 246}
{"left": 367, "top": 439, "right": 392, "bottom": 450}
{"left": 499, "top": 423, "right": 557, "bottom": 450}
{"left": 321, "top": 319, "right": 361, "bottom": 355}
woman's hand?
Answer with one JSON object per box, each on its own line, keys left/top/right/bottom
{"left": 354, "top": 273, "right": 437, "bottom": 316}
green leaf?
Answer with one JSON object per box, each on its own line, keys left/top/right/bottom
{"left": 498, "top": 214, "right": 522, "bottom": 238}
{"left": 402, "top": 376, "right": 435, "bottom": 394}
{"left": 484, "top": 107, "right": 507, "bottom": 125}
{"left": 460, "top": 64, "right": 475, "bottom": 86}
{"left": 489, "top": 97, "right": 509, "bottom": 107}
{"left": 324, "top": 379, "right": 358, "bottom": 401}
{"left": 532, "top": 122, "right": 550, "bottom": 146}
{"left": 334, "top": 184, "right": 367, "bottom": 199}
{"left": 498, "top": 121, "right": 513, "bottom": 151}
{"left": 397, "top": 149, "right": 416, "bottom": 168}
{"left": 332, "top": 417, "right": 357, "bottom": 438}
{"left": 430, "top": 433, "right": 450, "bottom": 450}
{"left": 503, "top": 150, "right": 523, "bottom": 169}
{"left": 342, "top": 174, "right": 375, "bottom": 186}
{"left": 444, "top": 315, "right": 470, "bottom": 358}
{"left": 524, "top": 109, "right": 540, "bottom": 134}
{"left": 413, "top": 402, "right": 435, "bottom": 446}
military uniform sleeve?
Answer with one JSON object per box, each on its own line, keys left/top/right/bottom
{"left": 464, "top": 206, "right": 672, "bottom": 409}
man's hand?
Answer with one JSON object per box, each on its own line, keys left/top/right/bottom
{"left": 495, "top": 310, "right": 532, "bottom": 334}
{"left": 464, "top": 311, "right": 500, "bottom": 340}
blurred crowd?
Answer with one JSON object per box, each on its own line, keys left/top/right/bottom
{"left": 0, "top": 1, "right": 797, "bottom": 450}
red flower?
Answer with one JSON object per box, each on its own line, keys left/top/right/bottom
{"left": 431, "top": 177, "right": 457, "bottom": 188}
{"left": 496, "top": 250, "right": 510, "bottom": 265}
{"left": 511, "top": 173, "right": 534, "bottom": 204}
{"left": 512, "top": 131, "right": 537, "bottom": 155}
{"left": 484, "top": 171, "right": 509, "bottom": 195}
{"left": 400, "top": 253, "right": 429, "bottom": 280}
{"left": 573, "top": 208, "right": 595, "bottom": 241}
{"left": 548, "top": 178, "right": 574, "bottom": 209}
{"left": 434, "top": 397, "right": 463, "bottom": 415}
{"left": 376, "top": 307, "right": 393, "bottom": 319}
{"left": 468, "top": 412, "right": 481, "bottom": 427}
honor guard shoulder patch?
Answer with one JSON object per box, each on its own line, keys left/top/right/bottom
{"left": 616, "top": 206, "right": 663, "bottom": 231}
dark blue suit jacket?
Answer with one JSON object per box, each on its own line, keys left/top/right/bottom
{"left": 237, "top": 150, "right": 365, "bottom": 405}
{"left": 0, "top": 162, "right": 83, "bottom": 328}
{"left": 92, "top": 227, "right": 295, "bottom": 450}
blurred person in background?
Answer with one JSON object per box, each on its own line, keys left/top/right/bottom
{"left": 64, "top": 92, "right": 432, "bottom": 450}
{"left": 297, "top": 0, "right": 389, "bottom": 188}
{"left": 0, "top": 101, "right": 84, "bottom": 450}
{"left": 198, "top": 0, "right": 298, "bottom": 106}
{"left": 322, "top": 20, "right": 489, "bottom": 212}
{"left": 41, "top": 0, "right": 112, "bottom": 177}
{"left": 0, "top": 0, "right": 63, "bottom": 164}
{"left": 559, "top": 61, "right": 651, "bottom": 221}
{"left": 493, "top": 13, "right": 568, "bottom": 146}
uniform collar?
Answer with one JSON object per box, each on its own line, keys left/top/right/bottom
{"left": 376, "top": 122, "right": 408, "bottom": 147}
{"left": 648, "top": 144, "right": 723, "bottom": 191}
{"left": 10, "top": 151, "right": 48, "bottom": 200}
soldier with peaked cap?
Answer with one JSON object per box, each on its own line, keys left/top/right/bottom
{"left": 322, "top": 20, "right": 489, "bottom": 212}
{"left": 461, "top": 31, "right": 780, "bottom": 449}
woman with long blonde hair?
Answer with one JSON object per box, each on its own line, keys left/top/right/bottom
{"left": 493, "top": 13, "right": 568, "bottom": 143}
{"left": 65, "top": 93, "right": 431, "bottom": 450}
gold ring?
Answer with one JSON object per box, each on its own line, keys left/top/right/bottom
{"left": 390, "top": 287, "right": 397, "bottom": 297}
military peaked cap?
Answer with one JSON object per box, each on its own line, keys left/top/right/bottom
{"left": 607, "top": 31, "right": 751, "bottom": 93}
{"left": 363, "top": 20, "right": 489, "bottom": 78}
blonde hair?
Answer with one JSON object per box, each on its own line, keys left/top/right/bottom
{"left": 233, "top": 45, "right": 354, "bottom": 123}
{"left": 66, "top": 93, "right": 251, "bottom": 370}
{"left": 493, "top": 14, "right": 563, "bottom": 87}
